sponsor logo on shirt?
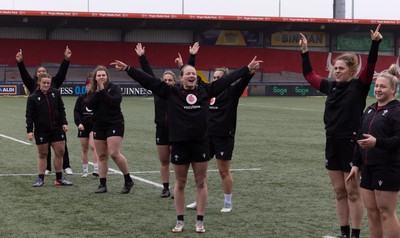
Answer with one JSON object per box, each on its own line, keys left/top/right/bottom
{"left": 209, "top": 97, "right": 218, "bottom": 109}
{"left": 186, "top": 94, "right": 197, "bottom": 105}
{"left": 184, "top": 94, "right": 200, "bottom": 110}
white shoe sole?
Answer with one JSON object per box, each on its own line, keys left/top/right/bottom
{"left": 186, "top": 202, "right": 197, "bottom": 209}
{"left": 221, "top": 207, "right": 232, "bottom": 212}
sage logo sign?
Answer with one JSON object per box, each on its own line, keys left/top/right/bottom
{"left": 265, "top": 85, "right": 324, "bottom": 96}
{"left": 295, "top": 86, "right": 309, "bottom": 96}
{"left": 272, "top": 86, "right": 288, "bottom": 95}
{"left": 0, "top": 85, "right": 17, "bottom": 95}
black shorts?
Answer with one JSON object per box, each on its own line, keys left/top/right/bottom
{"left": 325, "top": 137, "right": 355, "bottom": 172}
{"left": 34, "top": 129, "right": 66, "bottom": 145}
{"left": 77, "top": 123, "right": 93, "bottom": 138}
{"left": 93, "top": 123, "right": 124, "bottom": 140}
{"left": 156, "top": 126, "right": 169, "bottom": 145}
{"left": 360, "top": 163, "right": 400, "bottom": 191}
{"left": 208, "top": 136, "right": 235, "bottom": 160}
{"left": 171, "top": 140, "right": 210, "bottom": 165}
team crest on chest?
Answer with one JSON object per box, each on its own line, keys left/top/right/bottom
{"left": 186, "top": 94, "right": 197, "bottom": 105}
{"left": 210, "top": 97, "right": 216, "bottom": 105}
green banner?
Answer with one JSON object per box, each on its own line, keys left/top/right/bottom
{"left": 337, "top": 33, "right": 392, "bottom": 51}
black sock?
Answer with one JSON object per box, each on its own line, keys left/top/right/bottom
{"left": 351, "top": 229, "right": 360, "bottom": 238}
{"left": 56, "top": 172, "right": 62, "bottom": 180}
{"left": 177, "top": 215, "right": 184, "bottom": 221}
{"left": 39, "top": 174, "right": 45, "bottom": 180}
{"left": 123, "top": 173, "right": 132, "bottom": 183}
{"left": 100, "top": 178, "right": 107, "bottom": 186}
{"left": 341, "top": 225, "right": 350, "bottom": 237}
{"left": 196, "top": 215, "right": 204, "bottom": 222}
{"left": 163, "top": 183, "right": 169, "bottom": 189}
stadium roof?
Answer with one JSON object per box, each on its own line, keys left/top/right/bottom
{"left": 1, "top": 10, "right": 399, "bottom": 34}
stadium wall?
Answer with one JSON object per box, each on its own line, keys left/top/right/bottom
{"left": 0, "top": 38, "right": 398, "bottom": 76}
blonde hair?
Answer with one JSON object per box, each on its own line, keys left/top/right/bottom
{"left": 328, "top": 53, "right": 359, "bottom": 79}
{"left": 37, "top": 73, "right": 52, "bottom": 83}
{"left": 162, "top": 70, "right": 177, "bottom": 82}
{"left": 215, "top": 67, "right": 229, "bottom": 76}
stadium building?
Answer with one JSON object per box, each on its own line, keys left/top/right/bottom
{"left": 0, "top": 4, "right": 399, "bottom": 96}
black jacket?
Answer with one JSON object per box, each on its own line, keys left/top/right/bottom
{"left": 301, "top": 40, "right": 381, "bottom": 138}
{"left": 26, "top": 88, "right": 67, "bottom": 133}
{"left": 207, "top": 73, "right": 253, "bottom": 137}
{"left": 86, "top": 83, "right": 124, "bottom": 129}
{"left": 138, "top": 54, "right": 196, "bottom": 127}
{"left": 73, "top": 93, "right": 94, "bottom": 127}
{"left": 126, "top": 65, "right": 251, "bottom": 142}
{"left": 353, "top": 100, "right": 400, "bottom": 166}
{"left": 18, "top": 59, "right": 70, "bottom": 94}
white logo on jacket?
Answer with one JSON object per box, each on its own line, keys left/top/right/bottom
{"left": 210, "top": 97, "right": 216, "bottom": 105}
{"left": 382, "top": 109, "right": 388, "bottom": 116}
{"left": 186, "top": 94, "right": 197, "bottom": 105}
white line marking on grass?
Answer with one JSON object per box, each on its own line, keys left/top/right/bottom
{"left": 239, "top": 103, "right": 319, "bottom": 112}
{"left": 106, "top": 166, "right": 164, "bottom": 188}
{"left": 130, "top": 168, "right": 261, "bottom": 174}
{"left": 0, "top": 133, "right": 32, "bottom": 145}
{"left": 0, "top": 167, "right": 261, "bottom": 189}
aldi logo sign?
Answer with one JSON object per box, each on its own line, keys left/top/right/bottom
{"left": 0, "top": 85, "right": 17, "bottom": 95}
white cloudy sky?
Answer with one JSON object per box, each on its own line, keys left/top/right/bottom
{"left": 1, "top": 0, "right": 399, "bottom": 20}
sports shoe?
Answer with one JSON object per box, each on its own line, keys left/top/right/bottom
{"left": 172, "top": 220, "right": 184, "bottom": 233}
{"left": 95, "top": 185, "right": 107, "bottom": 193}
{"left": 160, "top": 188, "right": 170, "bottom": 198}
{"left": 195, "top": 220, "right": 205, "bottom": 233}
{"left": 92, "top": 172, "right": 99, "bottom": 177}
{"left": 121, "top": 181, "right": 134, "bottom": 194}
{"left": 220, "top": 202, "right": 232, "bottom": 213}
{"left": 186, "top": 201, "right": 197, "bottom": 209}
{"left": 81, "top": 172, "right": 89, "bottom": 178}
{"left": 33, "top": 178, "right": 44, "bottom": 187}
{"left": 45, "top": 170, "right": 51, "bottom": 175}
{"left": 55, "top": 177, "right": 74, "bottom": 186}
{"left": 64, "top": 167, "right": 73, "bottom": 175}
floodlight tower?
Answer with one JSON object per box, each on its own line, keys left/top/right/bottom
{"left": 333, "top": 0, "right": 346, "bottom": 18}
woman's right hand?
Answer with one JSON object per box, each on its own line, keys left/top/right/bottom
{"left": 78, "top": 124, "right": 85, "bottom": 131}
{"left": 299, "top": 33, "right": 308, "bottom": 53}
{"left": 27, "top": 132, "right": 33, "bottom": 141}
{"left": 135, "top": 43, "right": 145, "bottom": 56}
{"left": 345, "top": 166, "right": 359, "bottom": 184}
{"left": 16, "top": 49, "right": 23, "bottom": 62}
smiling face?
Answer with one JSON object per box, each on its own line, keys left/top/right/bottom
{"left": 374, "top": 76, "right": 396, "bottom": 105}
{"left": 36, "top": 67, "right": 47, "bottom": 77}
{"left": 38, "top": 77, "right": 51, "bottom": 93}
{"left": 180, "top": 65, "right": 197, "bottom": 90}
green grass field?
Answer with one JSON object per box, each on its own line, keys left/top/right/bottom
{"left": 0, "top": 96, "right": 386, "bottom": 237}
